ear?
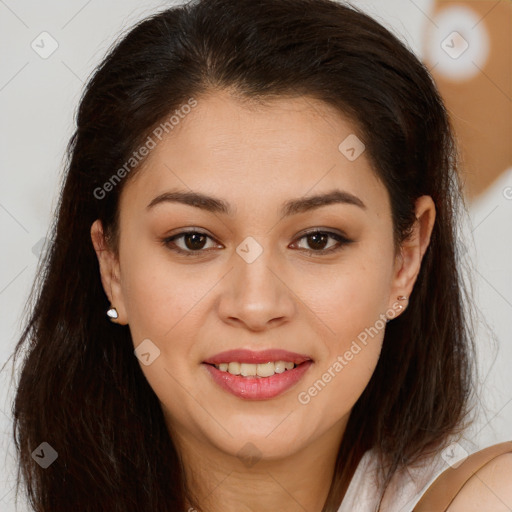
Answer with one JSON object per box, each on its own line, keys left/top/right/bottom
{"left": 90, "top": 219, "right": 129, "bottom": 325}
{"left": 388, "top": 195, "right": 436, "bottom": 313}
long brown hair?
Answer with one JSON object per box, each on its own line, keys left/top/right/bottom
{"left": 5, "top": 0, "right": 476, "bottom": 510}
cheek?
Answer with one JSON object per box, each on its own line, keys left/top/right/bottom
{"left": 294, "top": 252, "right": 391, "bottom": 412}
{"left": 300, "top": 336, "right": 383, "bottom": 431}
{"left": 297, "top": 281, "right": 387, "bottom": 422}
{"left": 119, "top": 241, "right": 215, "bottom": 342}
{"left": 299, "top": 252, "right": 392, "bottom": 345}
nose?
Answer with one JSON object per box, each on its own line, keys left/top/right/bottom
{"left": 217, "top": 245, "right": 296, "bottom": 332}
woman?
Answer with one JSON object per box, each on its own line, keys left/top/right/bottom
{"left": 8, "top": 0, "right": 512, "bottom": 510}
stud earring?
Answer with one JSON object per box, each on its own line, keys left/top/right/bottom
{"left": 396, "top": 295, "right": 408, "bottom": 311}
{"left": 107, "top": 306, "right": 119, "bottom": 320}
{"left": 386, "top": 295, "right": 409, "bottom": 322}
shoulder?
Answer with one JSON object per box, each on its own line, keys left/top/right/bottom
{"left": 448, "top": 452, "right": 512, "bottom": 511}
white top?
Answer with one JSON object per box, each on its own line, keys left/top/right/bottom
{"left": 337, "top": 438, "right": 478, "bottom": 512}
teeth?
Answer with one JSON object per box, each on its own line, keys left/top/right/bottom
{"left": 214, "top": 360, "right": 297, "bottom": 378}
{"left": 256, "top": 362, "right": 274, "bottom": 377}
{"left": 228, "top": 362, "right": 240, "bottom": 375}
{"left": 241, "top": 363, "right": 257, "bottom": 377}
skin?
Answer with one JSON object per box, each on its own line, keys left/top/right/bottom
{"left": 449, "top": 453, "right": 512, "bottom": 511}
{"left": 91, "top": 89, "right": 436, "bottom": 511}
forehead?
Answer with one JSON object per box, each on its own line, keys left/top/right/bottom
{"left": 119, "top": 90, "right": 388, "bottom": 218}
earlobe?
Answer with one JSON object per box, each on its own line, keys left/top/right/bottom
{"left": 90, "top": 219, "right": 129, "bottom": 325}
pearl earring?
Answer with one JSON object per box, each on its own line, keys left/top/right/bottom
{"left": 107, "top": 306, "right": 119, "bottom": 320}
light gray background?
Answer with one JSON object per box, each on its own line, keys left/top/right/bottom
{"left": 1, "top": 0, "right": 511, "bottom": 510}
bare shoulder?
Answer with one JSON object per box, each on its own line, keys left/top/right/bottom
{"left": 448, "top": 453, "right": 512, "bottom": 511}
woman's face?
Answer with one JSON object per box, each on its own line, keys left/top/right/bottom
{"left": 93, "top": 90, "right": 427, "bottom": 463}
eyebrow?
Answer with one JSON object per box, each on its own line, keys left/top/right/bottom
{"left": 146, "top": 188, "right": 366, "bottom": 217}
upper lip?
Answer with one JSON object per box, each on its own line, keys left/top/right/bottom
{"left": 203, "top": 349, "right": 313, "bottom": 365}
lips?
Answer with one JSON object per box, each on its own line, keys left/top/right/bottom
{"left": 202, "top": 348, "right": 313, "bottom": 400}
{"left": 203, "top": 348, "right": 312, "bottom": 365}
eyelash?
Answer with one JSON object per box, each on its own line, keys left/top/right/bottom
{"left": 161, "top": 229, "right": 353, "bottom": 257}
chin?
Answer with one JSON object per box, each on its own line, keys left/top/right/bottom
{"left": 204, "top": 418, "right": 310, "bottom": 460}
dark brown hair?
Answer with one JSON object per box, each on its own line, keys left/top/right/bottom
{"left": 6, "top": 0, "right": 476, "bottom": 510}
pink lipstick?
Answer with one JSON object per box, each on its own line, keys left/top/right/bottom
{"left": 202, "top": 349, "right": 313, "bottom": 400}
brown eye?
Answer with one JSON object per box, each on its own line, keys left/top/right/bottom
{"left": 162, "top": 229, "right": 353, "bottom": 258}
{"left": 162, "top": 230, "right": 219, "bottom": 256}
{"left": 305, "top": 232, "right": 330, "bottom": 251}
{"left": 182, "top": 232, "right": 208, "bottom": 250}
{"left": 292, "top": 230, "right": 353, "bottom": 255}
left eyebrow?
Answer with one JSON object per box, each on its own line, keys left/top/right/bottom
{"left": 146, "top": 188, "right": 366, "bottom": 216}
{"left": 280, "top": 189, "right": 366, "bottom": 216}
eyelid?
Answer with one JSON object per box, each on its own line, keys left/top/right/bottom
{"left": 161, "top": 228, "right": 354, "bottom": 256}
{"left": 295, "top": 226, "right": 350, "bottom": 240}
{"left": 162, "top": 228, "right": 220, "bottom": 256}
{"left": 290, "top": 229, "right": 353, "bottom": 256}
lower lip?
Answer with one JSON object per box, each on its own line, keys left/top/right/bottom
{"left": 203, "top": 361, "right": 313, "bottom": 400}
